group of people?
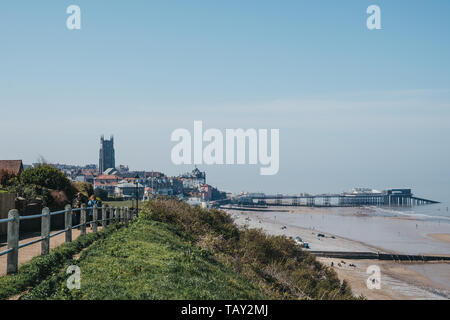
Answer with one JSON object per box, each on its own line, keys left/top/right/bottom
{"left": 72, "top": 192, "right": 102, "bottom": 224}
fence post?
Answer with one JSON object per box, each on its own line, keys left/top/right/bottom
{"left": 80, "top": 204, "right": 87, "bottom": 235}
{"left": 120, "top": 207, "right": 124, "bottom": 223}
{"left": 115, "top": 207, "right": 119, "bottom": 224}
{"left": 65, "top": 204, "right": 72, "bottom": 242}
{"left": 112, "top": 207, "right": 115, "bottom": 224}
{"left": 93, "top": 205, "right": 98, "bottom": 233}
{"left": 102, "top": 205, "right": 107, "bottom": 229}
{"left": 41, "top": 207, "right": 50, "bottom": 255}
{"left": 7, "top": 209, "right": 20, "bottom": 274}
{"left": 126, "top": 207, "right": 130, "bottom": 223}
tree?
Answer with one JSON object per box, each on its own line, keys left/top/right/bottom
{"left": 20, "top": 164, "right": 76, "bottom": 198}
{"left": 0, "top": 170, "right": 17, "bottom": 187}
{"left": 7, "top": 164, "right": 78, "bottom": 206}
{"left": 73, "top": 181, "right": 94, "bottom": 197}
{"left": 94, "top": 188, "right": 108, "bottom": 201}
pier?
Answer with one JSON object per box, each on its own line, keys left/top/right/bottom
{"left": 232, "top": 189, "right": 439, "bottom": 208}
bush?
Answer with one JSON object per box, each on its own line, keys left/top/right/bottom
{"left": 73, "top": 182, "right": 94, "bottom": 198}
{"left": 0, "top": 169, "right": 17, "bottom": 187}
{"left": 94, "top": 188, "right": 108, "bottom": 201}
{"left": 20, "top": 165, "right": 76, "bottom": 199}
{"left": 5, "top": 164, "right": 77, "bottom": 207}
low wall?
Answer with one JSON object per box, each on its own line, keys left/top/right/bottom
{"left": 15, "top": 200, "right": 65, "bottom": 232}
{"left": 2, "top": 196, "right": 66, "bottom": 236}
{"left": 0, "top": 193, "right": 16, "bottom": 236}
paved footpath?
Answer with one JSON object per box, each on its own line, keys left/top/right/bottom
{"left": 0, "top": 226, "right": 102, "bottom": 276}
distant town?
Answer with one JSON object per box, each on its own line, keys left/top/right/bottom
{"left": 0, "top": 135, "right": 440, "bottom": 210}
{"left": 2, "top": 135, "right": 227, "bottom": 206}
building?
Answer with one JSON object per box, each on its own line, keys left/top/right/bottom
{"left": 143, "top": 187, "right": 153, "bottom": 201}
{"left": 169, "top": 177, "right": 184, "bottom": 195}
{"left": 0, "top": 160, "right": 24, "bottom": 177}
{"left": 103, "top": 167, "right": 119, "bottom": 176}
{"left": 115, "top": 181, "right": 144, "bottom": 200}
{"left": 199, "top": 184, "right": 212, "bottom": 202}
{"left": 180, "top": 167, "right": 206, "bottom": 189}
{"left": 99, "top": 135, "right": 115, "bottom": 174}
{"left": 93, "top": 174, "right": 121, "bottom": 196}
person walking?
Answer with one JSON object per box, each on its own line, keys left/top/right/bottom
{"left": 72, "top": 192, "right": 83, "bottom": 209}
{"left": 87, "top": 194, "right": 99, "bottom": 229}
{"left": 72, "top": 192, "right": 87, "bottom": 228}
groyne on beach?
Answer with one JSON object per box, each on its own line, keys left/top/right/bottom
{"left": 310, "top": 251, "right": 450, "bottom": 262}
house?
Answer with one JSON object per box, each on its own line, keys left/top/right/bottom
{"left": 94, "top": 181, "right": 118, "bottom": 196}
{"left": 94, "top": 174, "right": 120, "bottom": 185}
{"left": 169, "top": 177, "right": 184, "bottom": 195}
{"left": 199, "top": 184, "right": 212, "bottom": 202}
{"left": 143, "top": 187, "right": 154, "bottom": 201}
{"left": 115, "top": 181, "right": 144, "bottom": 200}
{"left": 180, "top": 167, "right": 206, "bottom": 189}
{"left": 94, "top": 174, "right": 121, "bottom": 196}
{"left": 103, "top": 167, "right": 119, "bottom": 176}
{"left": 0, "top": 160, "right": 24, "bottom": 177}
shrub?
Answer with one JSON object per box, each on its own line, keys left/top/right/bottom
{"left": 73, "top": 182, "right": 94, "bottom": 198}
{"left": 5, "top": 164, "right": 77, "bottom": 207}
{"left": 20, "top": 165, "right": 76, "bottom": 199}
{"left": 94, "top": 188, "right": 108, "bottom": 201}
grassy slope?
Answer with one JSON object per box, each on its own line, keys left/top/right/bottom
{"left": 3, "top": 199, "right": 356, "bottom": 300}
{"left": 0, "top": 224, "right": 123, "bottom": 300}
{"left": 22, "top": 218, "right": 267, "bottom": 300}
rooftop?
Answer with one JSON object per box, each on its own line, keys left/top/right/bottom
{"left": 0, "top": 160, "right": 23, "bottom": 176}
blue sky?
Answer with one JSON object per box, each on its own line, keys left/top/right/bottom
{"left": 1, "top": 1, "right": 450, "bottom": 198}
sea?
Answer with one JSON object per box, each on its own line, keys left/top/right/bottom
{"left": 373, "top": 198, "right": 450, "bottom": 223}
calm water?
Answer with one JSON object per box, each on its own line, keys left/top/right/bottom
{"left": 378, "top": 201, "right": 450, "bottom": 223}
{"left": 264, "top": 204, "right": 450, "bottom": 255}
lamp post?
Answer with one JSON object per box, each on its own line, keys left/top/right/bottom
{"left": 135, "top": 174, "right": 139, "bottom": 215}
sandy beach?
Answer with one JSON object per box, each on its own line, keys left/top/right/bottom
{"left": 428, "top": 233, "right": 450, "bottom": 243}
{"left": 226, "top": 205, "right": 450, "bottom": 300}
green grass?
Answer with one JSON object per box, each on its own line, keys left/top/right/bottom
{"left": 0, "top": 224, "right": 123, "bottom": 300}
{"left": 21, "top": 218, "right": 266, "bottom": 300}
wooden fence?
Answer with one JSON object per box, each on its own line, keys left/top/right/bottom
{"left": 0, "top": 204, "right": 137, "bottom": 274}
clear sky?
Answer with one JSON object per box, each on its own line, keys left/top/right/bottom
{"left": 1, "top": 1, "right": 450, "bottom": 199}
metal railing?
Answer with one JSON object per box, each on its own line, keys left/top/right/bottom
{"left": 0, "top": 204, "right": 137, "bottom": 275}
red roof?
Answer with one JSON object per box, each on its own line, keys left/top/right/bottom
{"left": 0, "top": 160, "right": 23, "bottom": 176}
{"left": 94, "top": 181, "right": 118, "bottom": 186}
{"left": 95, "top": 174, "right": 120, "bottom": 180}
